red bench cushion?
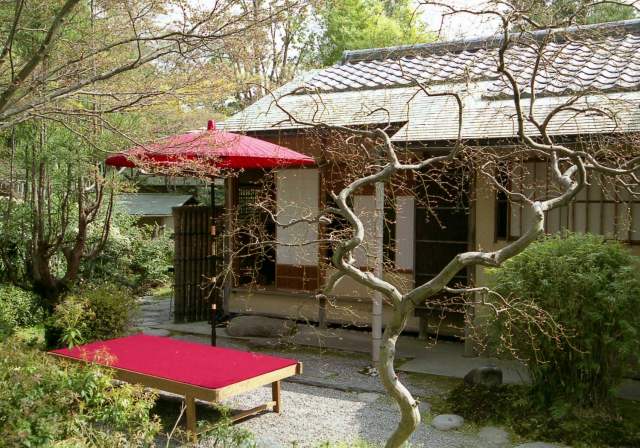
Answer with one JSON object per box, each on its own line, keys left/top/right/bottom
{"left": 51, "top": 334, "right": 298, "bottom": 389}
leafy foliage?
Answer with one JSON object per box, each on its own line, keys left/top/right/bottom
{"left": 520, "top": 0, "right": 637, "bottom": 26}
{"left": 81, "top": 210, "right": 173, "bottom": 293}
{"left": 0, "top": 284, "right": 43, "bottom": 339}
{"left": 488, "top": 232, "right": 640, "bottom": 407}
{"left": 48, "top": 285, "right": 138, "bottom": 348}
{"left": 318, "top": 0, "right": 432, "bottom": 65}
{"left": 0, "top": 338, "right": 160, "bottom": 448}
{"left": 201, "top": 409, "right": 257, "bottom": 447}
{"left": 448, "top": 383, "right": 640, "bottom": 447}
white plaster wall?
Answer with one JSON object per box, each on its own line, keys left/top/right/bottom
{"left": 275, "top": 169, "right": 319, "bottom": 266}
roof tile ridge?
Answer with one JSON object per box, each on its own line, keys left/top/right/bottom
{"left": 341, "top": 18, "right": 640, "bottom": 64}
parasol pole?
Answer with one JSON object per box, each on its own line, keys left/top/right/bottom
{"left": 210, "top": 180, "right": 217, "bottom": 346}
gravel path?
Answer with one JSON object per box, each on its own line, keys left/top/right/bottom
{"left": 212, "top": 381, "right": 481, "bottom": 448}
{"left": 168, "top": 335, "right": 484, "bottom": 448}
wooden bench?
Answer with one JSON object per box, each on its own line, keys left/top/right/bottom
{"left": 49, "top": 334, "right": 302, "bottom": 441}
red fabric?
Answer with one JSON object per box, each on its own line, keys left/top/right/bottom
{"left": 51, "top": 334, "right": 298, "bottom": 389}
{"left": 105, "top": 129, "right": 315, "bottom": 170}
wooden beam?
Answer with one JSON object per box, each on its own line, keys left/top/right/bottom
{"left": 214, "top": 363, "right": 300, "bottom": 400}
{"left": 230, "top": 401, "right": 277, "bottom": 422}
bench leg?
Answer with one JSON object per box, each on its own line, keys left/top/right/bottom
{"left": 185, "top": 394, "right": 197, "bottom": 442}
{"left": 271, "top": 381, "right": 281, "bottom": 414}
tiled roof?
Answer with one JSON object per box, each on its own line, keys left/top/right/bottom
{"left": 304, "top": 19, "right": 640, "bottom": 98}
{"left": 391, "top": 90, "right": 640, "bottom": 142}
{"left": 222, "top": 19, "right": 640, "bottom": 142}
{"left": 222, "top": 85, "right": 421, "bottom": 132}
{"left": 116, "top": 193, "right": 197, "bottom": 217}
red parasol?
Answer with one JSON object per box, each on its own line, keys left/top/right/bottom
{"left": 106, "top": 121, "right": 314, "bottom": 339}
{"left": 105, "top": 120, "right": 315, "bottom": 171}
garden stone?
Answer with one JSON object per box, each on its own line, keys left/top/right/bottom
{"left": 478, "top": 426, "right": 510, "bottom": 446}
{"left": 431, "top": 414, "right": 464, "bottom": 431}
{"left": 226, "top": 315, "right": 296, "bottom": 338}
{"left": 464, "top": 366, "right": 503, "bottom": 388}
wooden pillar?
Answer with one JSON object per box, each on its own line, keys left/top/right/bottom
{"left": 372, "top": 181, "right": 384, "bottom": 364}
{"left": 318, "top": 295, "right": 327, "bottom": 329}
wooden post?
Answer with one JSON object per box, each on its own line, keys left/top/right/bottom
{"left": 372, "top": 180, "right": 384, "bottom": 364}
{"left": 173, "top": 207, "right": 183, "bottom": 323}
{"left": 318, "top": 295, "right": 327, "bottom": 329}
{"left": 271, "top": 381, "right": 281, "bottom": 413}
{"left": 185, "top": 394, "right": 197, "bottom": 442}
{"left": 418, "top": 316, "right": 428, "bottom": 340}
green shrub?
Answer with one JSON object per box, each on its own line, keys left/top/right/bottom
{"left": 0, "top": 284, "right": 43, "bottom": 339}
{"left": 200, "top": 409, "right": 257, "bottom": 447}
{"left": 48, "top": 285, "right": 138, "bottom": 348}
{"left": 82, "top": 213, "right": 173, "bottom": 293}
{"left": 447, "top": 382, "right": 640, "bottom": 447}
{"left": 0, "top": 338, "right": 160, "bottom": 447}
{"left": 488, "top": 232, "right": 640, "bottom": 407}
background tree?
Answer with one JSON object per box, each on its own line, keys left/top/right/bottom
{"left": 0, "top": 0, "right": 300, "bottom": 303}
{"left": 211, "top": 0, "right": 318, "bottom": 108}
{"left": 318, "top": 0, "right": 433, "bottom": 65}
{"left": 514, "top": 0, "right": 637, "bottom": 26}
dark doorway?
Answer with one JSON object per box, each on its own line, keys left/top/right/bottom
{"left": 414, "top": 171, "right": 471, "bottom": 290}
{"left": 236, "top": 172, "right": 276, "bottom": 287}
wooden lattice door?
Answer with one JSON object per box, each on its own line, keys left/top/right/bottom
{"left": 173, "top": 205, "right": 221, "bottom": 322}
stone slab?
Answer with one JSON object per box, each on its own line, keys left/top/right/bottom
{"left": 398, "top": 352, "right": 530, "bottom": 385}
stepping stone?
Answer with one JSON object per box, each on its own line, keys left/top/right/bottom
{"left": 227, "top": 315, "right": 295, "bottom": 338}
{"left": 356, "top": 392, "right": 380, "bottom": 403}
{"left": 431, "top": 414, "right": 464, "bottom": 431}
{"left": 478, "top": 426, "right": 510, "bottom": 446}
{"left": 418, "top": 401, "right": 432, "bottom": 415}
{"left": 514, "top": 443, "right": 566, "bottom": 448}
{"left": 254, "top": 436, "right": 283, "bottom": 448}
{"left": 141, "top": 328, "right": 170, "bottom": 337}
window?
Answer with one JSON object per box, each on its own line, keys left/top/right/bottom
{"left": 497, "top": 161, "right": 640, "bottom": 242}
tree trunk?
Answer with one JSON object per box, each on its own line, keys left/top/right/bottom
{"left": 30, "top": 248, "right": 63, "bottom": 308}
{"left": 379, "top": 304, "right": 421, "bottom": 448}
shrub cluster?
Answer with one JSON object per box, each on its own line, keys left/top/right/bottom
{"left": 448, "top": 383, "right": 640, "bottom": 447}
{"left": 82, "top": 213, "right": 173, "bottom": 293}
{"left": 47, "top": 285, "right": 138, "bottom": 348}
{"left": 0, "top": 284, "right": 43, "bottom": 339}
{"left": 0, "top": 339, "right": 160, "bottom": 447}
{"left": 488, "top": 232, "right": 640, "bottom": 407}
